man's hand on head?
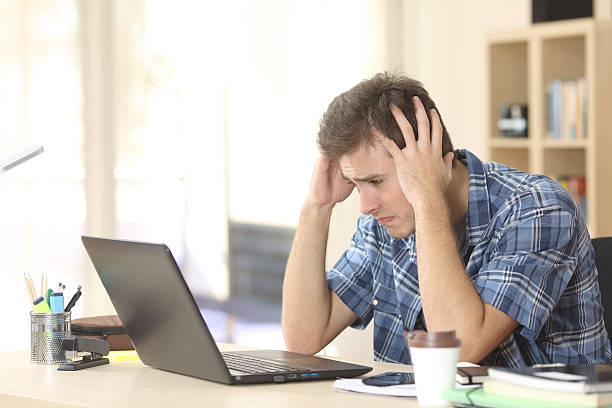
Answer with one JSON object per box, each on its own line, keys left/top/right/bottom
{"left": 375, "top": 96, "right": 454, "bottom": 212}
{"left": 305, "top": 155, "right": 355, "bottom": 211}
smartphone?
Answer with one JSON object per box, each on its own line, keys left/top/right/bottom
{"left": 0, "top": 145, "right": 44, "bottom": 174}
{"left": 362, "top": 371, "right": 415, "bottom": 386}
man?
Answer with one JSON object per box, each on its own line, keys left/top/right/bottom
{"left": 281, "top": 72, "right": 611, "bottom": 366}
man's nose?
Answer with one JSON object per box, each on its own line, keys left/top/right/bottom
{"left": 359, "top": 189, "right": 380, "bottom": 215}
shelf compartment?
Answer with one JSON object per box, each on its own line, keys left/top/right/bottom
{"left": 489, "top": 41, "right": 528, "bottom": 139}
{"left": 490, "top": 138, "right": 530, "bottom": 148}
{"left": 491, "top": 147, "right": 529, "bottom": 173}
{"left": 542, "top": 139, "right": 588, "bottom": 149}
{"left": 542, "top": 36, "right": 585, "bottom": 83}
{"left": 542, "top": 148, "right": 585, "bottom": 178}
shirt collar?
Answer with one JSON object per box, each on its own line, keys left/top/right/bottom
{"left": 457, "top": 149, "right": 492, "bottom": 247}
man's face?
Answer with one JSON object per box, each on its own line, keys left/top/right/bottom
{"left": 338, "top": 141, "right": 415, "bottom": 238}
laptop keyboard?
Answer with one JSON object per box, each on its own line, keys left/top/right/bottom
{"left": 222, "top": 352, "right": 311, "bottom": 375}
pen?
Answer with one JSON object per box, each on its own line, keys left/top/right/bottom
{"left": 64, "top": 286, "right": 82, "bottom": 312}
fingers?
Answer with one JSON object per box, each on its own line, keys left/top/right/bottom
{"left": 443, "top": 151, "right": 454, "bottom": 176}
{"left": 373, "top": 128, "right": 402, "bottom": 159}
{"left": 314, "top": 155, "right": 331, "bottom": 172}
{"left": 380, "top": 98, "right": 443, "bottom": 159}
{"left": 412, "top": 96, "right": 430, "bottom": 148}
{"left": 389, "top": 103, "right": 417, "bottom": 151}
{"left": 430, "top": 108, "right": 443, "bottom": 155}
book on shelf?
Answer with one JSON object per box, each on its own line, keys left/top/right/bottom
{"left": 547, "top": 78, "right": 587, "bottom": 141}
{"left": 483, "top": 379, "right": 612, "bottom": 407}
{"left": 487, "top": 364, "right": 612, "bottom": 394}
{"left": 558, "top": 176, "right": 587, "bottom": 219}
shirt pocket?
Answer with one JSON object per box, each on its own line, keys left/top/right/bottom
{"left": 372, "top": 282, "right": 402, "bottom": 328}
{"left": 372, "top": 281, "right": 400, "bottom": 314}
{"left": 372, "top": 282, "right": 407, "bottom": 361}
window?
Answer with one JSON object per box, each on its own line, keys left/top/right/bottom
{"left": 0, "top": 0, "right": 83, "bottom": 350}
{"left": 3, "top": 0, "right": 396, "bottom": 351}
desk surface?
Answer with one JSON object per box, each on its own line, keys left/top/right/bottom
{"left": 0, "top": 344, "right": 420, "bottom": 408}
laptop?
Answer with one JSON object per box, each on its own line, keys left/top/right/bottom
{"left": 81, "top": 236, "right": 372, "bottom": 384}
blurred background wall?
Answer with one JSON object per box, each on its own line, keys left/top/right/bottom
{"left": 1, "top": 0, "right": 609, "bottom": 356}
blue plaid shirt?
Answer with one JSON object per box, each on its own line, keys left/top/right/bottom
{"left": 326, "top": 149, "right": 611, "bottom": 367}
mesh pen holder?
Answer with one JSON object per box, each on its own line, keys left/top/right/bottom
{"left": 30, "top": 311, "right": 71, "bottom": 364}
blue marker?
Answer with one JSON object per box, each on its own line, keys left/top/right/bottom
{"left": 50, "top": 292, "right": 64, "bottom": 313}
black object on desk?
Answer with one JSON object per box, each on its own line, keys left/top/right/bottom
{"left": 362, "top": 372, "right": 415, "bottom": 386}
{"left": 64, "top": 285, "right": 82, "bottom": 312}
{"left": 58, "top": 337, "right": 110, "bottom": 371}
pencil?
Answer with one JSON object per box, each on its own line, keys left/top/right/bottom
{"left": 26, "top": 273, "right": 36, "bottom": 301}
{"left": 43, "top": 271, "right": 47, "bottom": 296}
{"left": 24, "top": 273, "right": 35, "bottom": 303}
{"left": 39, "top": 271, "right": 44, "bottom": 300}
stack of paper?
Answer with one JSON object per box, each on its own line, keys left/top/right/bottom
{"left": 333, "top": 378, "right": 418, "bottom": 397}
{"left": 334, "top": 362, "right": 482, "bottom": 398}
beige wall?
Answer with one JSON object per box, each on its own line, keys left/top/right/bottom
{"left": 324, "top": 0, "right": 531, "bottom": 359}
{"left": 411, "top": 0, "right": 529, "bottom": 160}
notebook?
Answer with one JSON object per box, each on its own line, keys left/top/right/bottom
{"left": 443, "top": 388, "right": 591, "bottom": 408}
{"left": 81, "top": 236, "right": 372, "bottom": 385}
{"left": 488, "top": 364, "right": 612, "bottom": 394}
{"left": 483, "top": 380, "right": 612, "bottom": 407}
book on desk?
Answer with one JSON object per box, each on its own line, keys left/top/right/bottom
{"left": 488, "top": 364, "right": 612, "bottom": 394}
{"left": 445, "top": 364, "right": 612, "bottom": 408}
{"left": 483, "top": 379, "right": 612, "bottom": 407}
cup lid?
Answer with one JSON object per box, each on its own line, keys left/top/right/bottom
{"left": 404, "top": 330, "right": 461, "bottom": 348}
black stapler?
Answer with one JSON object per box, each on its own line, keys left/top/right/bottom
{"left": 58, "top": 337, "right": 110, "bottom": 371}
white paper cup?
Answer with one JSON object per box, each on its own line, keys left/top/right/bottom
{"left": 410, "top": 346, "right": 460, "bottom": 406}
{"left": 405, "top": 330, "right": 461, "bottom": 406}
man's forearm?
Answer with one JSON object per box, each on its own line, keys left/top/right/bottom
{"left": 413, "top": 197, "right": 488, "bottom": 359}
{"left": 281, "top": 203, "right": 334, "bottom": 354}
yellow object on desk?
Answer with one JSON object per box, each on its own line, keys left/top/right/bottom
{"left": 32, "top": 297, "right": 51, "bottom": 313}
{"left": 108, "top": 350, "right": 140, "bottom": 362}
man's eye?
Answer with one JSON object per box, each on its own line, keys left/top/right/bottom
{"left": 370, "top": 179, "right": 383, "bottom": 185}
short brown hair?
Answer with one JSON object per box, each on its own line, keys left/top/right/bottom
{"left": 317, "top": 72, "right": 453, "bottom": 160}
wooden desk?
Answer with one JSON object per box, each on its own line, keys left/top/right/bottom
{"left": 0, "top": 344, "right": 419, "bottom": 407}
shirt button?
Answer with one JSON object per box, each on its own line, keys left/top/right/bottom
{"left": 373, "top": 299, "right": 379, "bottom": 306}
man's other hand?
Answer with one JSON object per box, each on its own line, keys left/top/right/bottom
{"left": 305, "top": 155, "right": 355, "bottom": 210}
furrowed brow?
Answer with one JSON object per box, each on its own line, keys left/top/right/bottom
{"left": 342, "top": 173, "right": 384, "bottom": 182}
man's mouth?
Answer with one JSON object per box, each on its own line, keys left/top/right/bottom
{"left": 377, "top": 216, "right": 394, "bottom": 225}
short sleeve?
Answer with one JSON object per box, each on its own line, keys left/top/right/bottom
{"left": 472, "top": 202, "right": 578, "bottom": 340}
{"left": 326, "top": 219, "right": 374, "bottom": 330}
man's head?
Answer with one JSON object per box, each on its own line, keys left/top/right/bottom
{"left": 318, "top": 72, "right": 453, "bottom": 160}
{"left": 317, "top": 73, "right": 455, "bottom": 238}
